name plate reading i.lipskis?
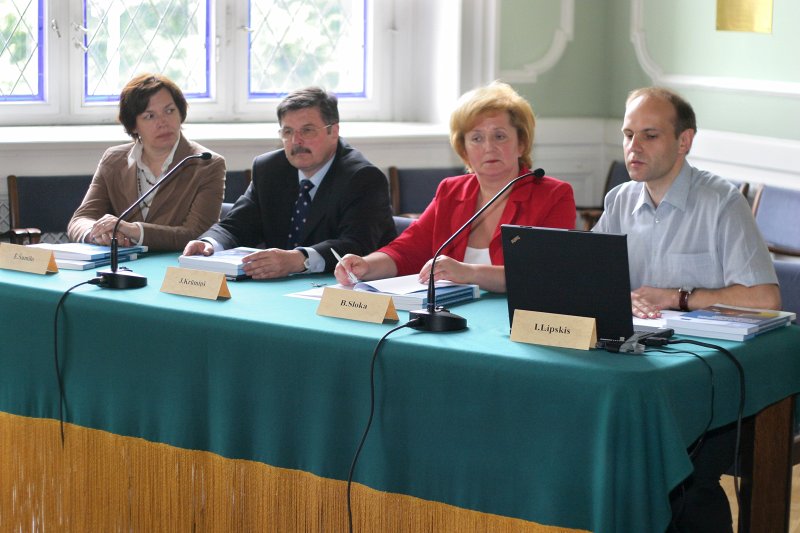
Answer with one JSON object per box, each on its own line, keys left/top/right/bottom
{"left": 160, "top": 266, "right": 231, "bottom": 300}
{"left": 317, "top": 286, "right": 399, "bottom": 324}
{"left": 510, "top": 309, "right": 597, "bottom": 350}
{"left": 0, "top": 243, "right": 58, "bottom": 274}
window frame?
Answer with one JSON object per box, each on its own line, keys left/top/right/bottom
{"left": 0, "top": 0, "right": 495, "bottom": 127}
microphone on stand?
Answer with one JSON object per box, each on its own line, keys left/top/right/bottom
{"left": 96, "top": 152, "right": 212, "bottom": 289}
{"left": 408, "top": 168, "right": 545, "bottom": 332}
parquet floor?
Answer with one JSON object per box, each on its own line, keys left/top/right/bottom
{"left": 722, "top": 464, "right": 800, "bottom": 532}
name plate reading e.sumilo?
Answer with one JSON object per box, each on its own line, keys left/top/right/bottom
{"left": 160, "top": 266, "right": 231, "bottom": 300}
{"left": 0, "top": 243, "right": 58, "bottom": 275}
{"left": 510, "top": 309, "right": 597, "bottom": 351}
{"left": 317, "top": 286, "right": 399, "bottom": 324}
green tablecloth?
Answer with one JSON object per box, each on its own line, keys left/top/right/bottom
{"left": 2, "top": 253, "right": 799, "bottom": 532}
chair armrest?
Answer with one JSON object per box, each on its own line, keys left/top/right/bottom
{"left": 8, "top": 227, "right": 42, "bottom": 245}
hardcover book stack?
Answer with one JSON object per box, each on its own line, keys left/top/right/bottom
{"left": 665, "top": 304, "right": 796, "bottom": 341}
{"left": 28, "top": 243, "right": 147, "bottom": 270}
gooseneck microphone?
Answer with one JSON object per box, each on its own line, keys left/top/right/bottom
{"left": 408, "top": 168, "right": 545, "bottom": 332}
{"left": 96, "top": 152, "right": 212, "bottom": 289}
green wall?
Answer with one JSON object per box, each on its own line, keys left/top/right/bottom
{"left": 498, "top": 0, "right": 800, "bottom": 141}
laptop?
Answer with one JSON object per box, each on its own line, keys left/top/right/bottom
{"left": 501, "top": 225, "right": 635, "bottom": 342}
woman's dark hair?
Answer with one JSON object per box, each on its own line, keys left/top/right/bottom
{"left": 118, "top": 73, "right": 188, "bottom": 139}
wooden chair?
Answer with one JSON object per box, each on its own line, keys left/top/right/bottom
{"left": 388, "top": 166, "right": 464, "bottom": 218}
{"left": 2, "top": 174, "right": 93, "bottom": 244}
{"left": 772, "top": 259, "right": 800, "bottom": 465}
{"left": 752, "top": 184, "right": 800, "bottom": 257}
{"left": 576, "top": 160, "right": 630, "bottom": 230}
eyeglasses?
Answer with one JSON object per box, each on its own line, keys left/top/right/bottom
{"left": 465, "top": 130, "right": 512, "bottom": 147}
{"left": 278, "top": 123, "right": 336, "bottom": 141}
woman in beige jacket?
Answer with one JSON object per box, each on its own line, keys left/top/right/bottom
{"left": 68, "top": 73, "right": 225, "bottom": 251}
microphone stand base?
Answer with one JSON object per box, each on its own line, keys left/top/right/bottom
{"left": 96, "top": 269, "right": 147, "bottom": 290}
{"left": 408, "top": 308, "right": 467, "bottom": 332}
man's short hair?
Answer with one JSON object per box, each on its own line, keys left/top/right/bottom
{"left": 626, "top": 87, "right": 697, "bottom": 138}
{"left": 277, "top": 87, "right": 339, "bottom": 126}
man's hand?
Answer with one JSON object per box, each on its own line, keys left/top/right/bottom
{"left": 242, "top": 248, "right": 306, "bottom": 279}
{"left": 183, "top": 240, "right": 214, "bottom": 256}
{"left": 630, "top": 286, "right": 678, "bottom": 319}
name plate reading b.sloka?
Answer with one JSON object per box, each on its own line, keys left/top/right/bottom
{"left": 317, "top": 286, "right": 398, "bottom": 324}
{"left": 510, "top": 309, "right": 597, "bottom": 350}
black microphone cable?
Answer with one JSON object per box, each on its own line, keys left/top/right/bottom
{"left": 641, "top": 337, "right": 746, "bottom": 511}
{"left": 346, "top": 318, "right": 421, "bottom": 533}
{"left": 53, "top": 277, "right": 104, "bottom": 445}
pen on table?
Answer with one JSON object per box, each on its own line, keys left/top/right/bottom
{"left": 331, "top": 248, "right": 359, "bottom": 285}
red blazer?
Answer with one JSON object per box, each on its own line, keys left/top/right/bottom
{"left": 380, "top": 170, "right": 576, "bottom": 275}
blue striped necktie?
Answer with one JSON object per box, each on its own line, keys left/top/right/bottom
{"left": 287, "top": 179, "right": 314, "bottom": 248}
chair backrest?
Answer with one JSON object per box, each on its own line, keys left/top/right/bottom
{"left": 773, "top": 260, "right": 800, "bottom": 323}
{"left": 393, "top": 216, "right": 414, "bottom": 236}
{"left": 752, "top": 184, "right": 800, "bottom": 256}
{"left": 224, "top": 169, "right": 252, "bottom": 203}
{"left": 604, "top": 160, "right": 630, "bottom": 194}
{"left": 388, "top": 166, "right": 464, "bottom": 217}
{"left": 8, "top": 174, "right": 93, "bottom": 233}
{"left": 220, "top": 202, "right": 234, "bottom": 220}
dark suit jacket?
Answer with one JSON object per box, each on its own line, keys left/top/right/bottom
{"left": 201, "top": 139, "right": 396, "bottom": 272}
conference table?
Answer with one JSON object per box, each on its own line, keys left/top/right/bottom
{"left": 1, "top": 253, "right": 798, "bottom": 532}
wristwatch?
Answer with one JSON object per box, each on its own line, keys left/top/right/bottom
{"left": 297, "top": 248, "right": 311, "bottom": 272}
{"left": 678, "top": 287, "right": 694, "bottom": 311}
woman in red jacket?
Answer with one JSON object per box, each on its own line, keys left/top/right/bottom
{"left": 335, "top": 81, "right": 576, "bottom": 292}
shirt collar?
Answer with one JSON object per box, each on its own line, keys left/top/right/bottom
{"left": 298, "top": 153, "right": 335, "bottom": 198}
{"left": 128, "top": 136, "right": 181, "bottom": 176}
{"left": 631, "top": 160, "right": 692, "bottom": 214}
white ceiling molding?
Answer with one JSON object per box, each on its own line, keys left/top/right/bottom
{"left": 630, "top": 0, "right": 800, "bottom": 98}
{"left": 497, "top": 0, "right": 574, "bottom": 83}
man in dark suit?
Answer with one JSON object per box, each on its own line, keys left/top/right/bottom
{"left": 183, "top": 87, "right": 396, "bottom": 279}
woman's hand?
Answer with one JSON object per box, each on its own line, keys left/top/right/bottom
{"left": 334, "top": 254, "right": 369, "bottom": 285}
{"left": 418, "top": 255, "right": 474, "bottom": 285}
{"left": 88, "top": 215, "right": 136, "bottom": 247}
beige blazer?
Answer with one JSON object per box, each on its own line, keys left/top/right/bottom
{"left": 68, "top": 135, "right": 225, "bottom": 251}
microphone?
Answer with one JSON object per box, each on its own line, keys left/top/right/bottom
{"left": 408, "top": 168, "right": 545, "bottom": 332}
{"left": 96, "top": 152, "right": 212, "bottom": 289}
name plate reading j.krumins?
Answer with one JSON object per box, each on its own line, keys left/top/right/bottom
{"left": 510, "top": 309, "right": 597, "bottom": 350}
{"left": 160, "top": 266, "right": 231, "bottom": 300}
{"left": 317, "top": 286, "right": 399, "bottom": 324}
{"left": 0, "top": 243, "right": 58, "bottom": 275}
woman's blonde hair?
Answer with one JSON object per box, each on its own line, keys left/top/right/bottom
{"left": 449, "top": 81, "right": 535, "bottom": 171}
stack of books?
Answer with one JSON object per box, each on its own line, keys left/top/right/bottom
{"left": 665, "top": 304, "right": 796, "bottom": 341}
{"left": 351, "top": 275, "right": 480, "bottom": 311}
{"left": 28, "top": 243, "right": 147, "bottom": 270}
{"left": 289, "top": 274, "right": 481, "bottom": 312}
{"left": 177, "top": 247, "right": 259, "bottom": 279}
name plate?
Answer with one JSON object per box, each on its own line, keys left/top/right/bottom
{"left": 0, "top": 243, "right": 58, "bottom": 274}
{"left": 317, "top": 286, "right": 399, "bottom": 324}
{"left": 160, "top": 266, "right": 231, "bottom": 300}
{"left": 510, "top": 309, "right": 597, "bottom": 350}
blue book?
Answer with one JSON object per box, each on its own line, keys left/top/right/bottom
{"left": 178, "top": 247, "right": 260, "bottom": 277}
{"left": 354, "top": 274, "right": 480, "bottom": 311}
{"left": 28, "top": 242, "right": 148, "bottom": 261}
{"left": 55, "top": 253, "right": 139, "bottom": 271}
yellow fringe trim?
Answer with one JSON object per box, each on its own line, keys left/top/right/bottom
{"left": 0, "top": 412, "right": 588, "bottom": 532}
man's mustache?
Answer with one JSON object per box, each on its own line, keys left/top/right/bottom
{"left": 291, "top": 146, "right": 312, "bottom": 156}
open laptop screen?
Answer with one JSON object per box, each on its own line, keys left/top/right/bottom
{"left": 501, "top": 225, "right": 634, "bottom": 342}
